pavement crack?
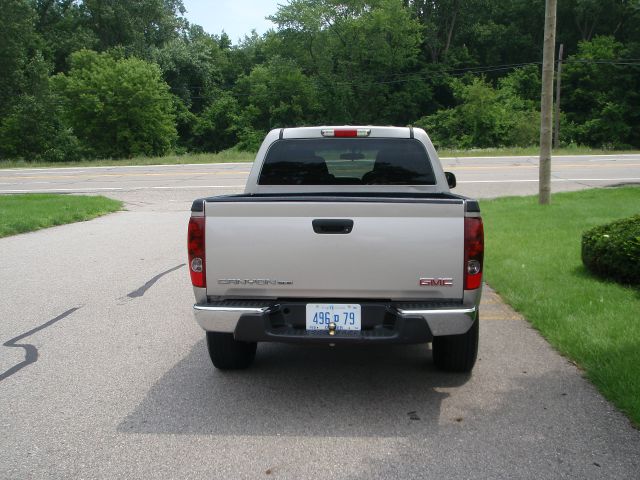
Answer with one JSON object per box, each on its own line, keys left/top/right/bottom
{"left": 126, "top": 264, "right": 185, "bottom": 299}
{"left": 0, "top": 307, "right": 81, "bottom": 382}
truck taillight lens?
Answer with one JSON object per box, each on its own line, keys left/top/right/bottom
{"left": 188, "top": 217, "right": 206, "bottom": 288}
{"left": 321, "top": 128, "right": 371, "bottom": 137}
{"left": 464, "top": 217, "right": 484, "bottom": 290}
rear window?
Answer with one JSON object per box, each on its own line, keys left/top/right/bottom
{"left": 258, "top": 138, "right": 436, "bottom": 185}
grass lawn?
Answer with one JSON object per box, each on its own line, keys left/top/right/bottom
{"left": 0, "top": 194, "right": 122, "bottom": 238}
{"left": 481, "top": 186, "right": 640, "bottom": 426}
{"left": 439, "top": 146, "right": 640, "bottom": 158}
{"left": 1, "top": 146, "right": 638, "bottom": 169}
{"left": 0, "top": 149, "right": 255, "bottom": 169}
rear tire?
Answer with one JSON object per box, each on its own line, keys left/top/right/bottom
{"left": 432, "top": 313, "right": 479, "bottom": 373}
{"left": 206, "top": 332, "right": 257, "bottom": 370}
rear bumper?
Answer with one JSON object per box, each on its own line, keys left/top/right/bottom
{"left": 193, "top": 296, "right": 479, "bottom": 343}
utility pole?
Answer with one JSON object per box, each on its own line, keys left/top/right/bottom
{"left": 554, "top": 44, "right": 564, "bottom": 149}
{"left": 539, "top": 0, "right": 557, "bottom": 205}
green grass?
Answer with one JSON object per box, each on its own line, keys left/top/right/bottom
{"left": 1, "top": 145, "right": 638, "bottom": 169}
{"left": 0, "top": 149, "right": 256, "bottom": 169}
{"left": 439, "top": 146, "right": 640, "bottom": 157}
{"left": 481, "top": 186, "right": 640, "bottom": 425}
{"left": 0, "top": 194, "right": 123, "bottom": 238}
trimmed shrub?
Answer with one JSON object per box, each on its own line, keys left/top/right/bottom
{"left": 582, "top": 214, "right": 640, "bottom": 285}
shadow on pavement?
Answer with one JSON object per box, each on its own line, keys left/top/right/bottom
{"left": 118, "top": 340, "right": 469, "bottom": 437}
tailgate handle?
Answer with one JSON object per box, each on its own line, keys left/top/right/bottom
{"left": 312, "top": 219, "right": 354, "bottom": 234}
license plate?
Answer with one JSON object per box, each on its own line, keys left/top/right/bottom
{"left": 305, "top": 304, "right": 361, "bottom": 331}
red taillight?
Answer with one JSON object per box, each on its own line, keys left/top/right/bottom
{"left": 464, "top": 217, "right": 484, "bottom": 290}
{"left": 321, "top": 128, "right": 371, "bottom": 138}
{"left": 187, "top": 216, "right": 206, "bottom": 288}
{"left": 335, "top": 129, "right": 358, "bottom": 137}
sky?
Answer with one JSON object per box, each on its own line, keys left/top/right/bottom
{"left": 182, "top": 0, "right": 282, "bottom": 43}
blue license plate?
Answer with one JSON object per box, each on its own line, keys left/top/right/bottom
{"left": 305, "top": 304, "right": 361, "bottom": 331}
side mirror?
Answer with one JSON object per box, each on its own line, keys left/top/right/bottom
{"left": 445, "top": 171, "right": 457, "bottom": 189}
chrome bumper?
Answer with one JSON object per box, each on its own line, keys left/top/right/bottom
{"left": 395, "top": 305, "right": 477, "bottom": 336}
{"left": 193, "top": 304, "right": 271, "bottom": 333}
{"left": 193, "top": 296, "right": 480, "bottom": 338}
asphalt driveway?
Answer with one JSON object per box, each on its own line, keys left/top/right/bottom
{"left": 1, "top": 185, "right": 639, "bottom": 479}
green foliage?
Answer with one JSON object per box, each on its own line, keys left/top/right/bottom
{"left": 270, "top": 0, "right": 422, "bottom": 123}
{"left": 52, "top": 50, "right": 177, "bottom": 158}
{"left": 0, "top": 92, "right": 82, "bottom": 162}
{"left": 0, "top": 46, "right": 82, "bottom": 163}
{"left": 236, "top": 56, "right": 320, "bottom": 132}
{"left": 82, "top": 0, "right": 187, "bottom": 55}
{"left": 2, "top": 0, "right": 640, "bottom": 161}
{"left": 582, "top": 214, "right": 640, "bottom": 285}
{"left": 33, "top": 0, "right": 98, "bottom": 72}
{"left": 192, "top": 93, "right": 240, "bottom": 152}
{"left": 0, "top": 0, "right": 41, "bottom": 114}
{"left": 563, "top": 36, "right": 640, "bottom": 148}
{"left": 152, "top": 25, "right": 226, "bottom": 113}
{"left": 415, "top": 72, "right": 540, "bottom": 149}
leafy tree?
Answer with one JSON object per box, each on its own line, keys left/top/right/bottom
{"left": 152, "top": 25, "right": 227, "bottom": 113}
{"left": 416, "top": 73, "right": 539, "bottom": 148}
{"left": 403, "top": 0, "right": 480, "bottom": 63}
{"left": 33, "top": 0, "right": 98, "bottom": 72}
{"left": 562, "top": 36, "right": 640, "bottom": 148}
{"left": 270, "top": 0, "right": 422, "bottom": 123}
{"left": 0, "top": 96, "right": 81, "bottom": 163}
{"left": 235, "top": 56, "right": 320, "bottom": 133}
{"left": 567, "top": 0, "right": 640, "bottom": 41}
{"left": 0, "top": 90, "right": 82, "bottom": 162}
{"left": 82, "top": 0, "right": 187, "bottom": 55}
{"left": 0, "top": 0, "right": 42, "bottom": 114}
{"left": 192, "top": 92, "right": 240, "bottom": 152}
{"left": 2, "top": 0, "right": 640, "bottom": 159}
{"left": 52, "top": 49, "right": 177, "bottom": 158}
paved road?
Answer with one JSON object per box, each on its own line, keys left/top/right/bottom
{"left": 1, "top": 156, "right": 640, "bottom": 478}
{"left": 1, "top": 154, "right": 639, "bottom": 202}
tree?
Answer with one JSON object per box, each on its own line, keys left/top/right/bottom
{"left": 53, "top": 50, "right": 177, "bottom": 158}
{"left": 192, "top": 92, "right": 240, "bottom": 152}
{"left": 33, "top": 0, "right": 98, "bottom": 72}
{"left": 403, "top": 0, "right": 476, "bottom": 63}
{"left": 0, "top": 91, "right": 81, "bottom": 162}
{"left": 270, "top": 0, "right": 422, "bottom": 124}
{"left": 415, "top": 74, "right": 540, "bottom": 149}
{"left": 82, "top": 0, "right": 187, "bottom": 55}
{"left": 152, "top": 25, "right": 227, "bottom": 113}
{"left": 0, "top": 0, "right": 42, "bottom": 114}
{"left": 235, "top": 56, "right": 320, "bottom": 133}
{"left": 562, "top": 36, "right": 640, "bottom": 148}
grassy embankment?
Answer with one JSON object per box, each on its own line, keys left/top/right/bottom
{"left": 0, "top": 194, "right": 122, "bottom": 238}
{"left": 0, "top": 146, "right": 638, "bottom": 169}
{"left": 481, "top": 186, "right": 640, "bottom": 426}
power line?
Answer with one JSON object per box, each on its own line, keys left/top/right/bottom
{"left": 172, "top": 58, "right": 640, "bottom": 95}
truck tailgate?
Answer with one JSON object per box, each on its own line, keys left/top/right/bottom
{"left": 204, "top": 200, "right": 464, "bottom": 300}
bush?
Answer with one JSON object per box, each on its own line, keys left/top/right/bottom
{"left": 0, "top": 93, "right": 83, "bottom": 162}
{"left": 582, "top": 213, "right": 640, "bottom": 285}
{"left": 414, "top": 73, "right": 540, "bottom": 149}
{"left": 52, "top": 50, "right": 177, "bottom": 159}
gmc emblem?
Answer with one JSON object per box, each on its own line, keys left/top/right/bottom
{"left": 420, "top": 278, "right": 454, "bottom": 287}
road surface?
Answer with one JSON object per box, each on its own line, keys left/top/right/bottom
{"left": 0, "top": 154, "right": 638, "bottom": 202}
{"left": 1, "top": 154, "right": 639, "bottom": 479}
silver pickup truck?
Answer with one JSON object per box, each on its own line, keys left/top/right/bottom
{"left": 188, "top": 126, "right": 484, "bottom": 372}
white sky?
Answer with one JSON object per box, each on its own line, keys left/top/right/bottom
{"left": 182, "top": 0, "right": 282, "bottom": 43}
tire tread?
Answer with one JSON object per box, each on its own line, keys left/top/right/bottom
{"left": 206, "top": 332, "right": 257, "bottom": 370}
{"left": 432, "top": 314, "right": 479, "bottom": 372}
